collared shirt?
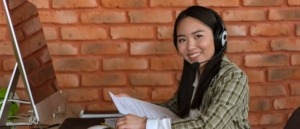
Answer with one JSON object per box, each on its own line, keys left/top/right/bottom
{"left": 146, "top": 56, "right": 250, "bottom": 129}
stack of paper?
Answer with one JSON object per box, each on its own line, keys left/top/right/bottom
{"left": 109, "top": 92, "right": 179, "bottom": 119}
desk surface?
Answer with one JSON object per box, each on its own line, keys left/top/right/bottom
{"left": 12, "top": 113, "right": 115, "bottom": 129}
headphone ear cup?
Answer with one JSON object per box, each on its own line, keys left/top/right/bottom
{"left": 215, "top": 28, "right": 227, "bottom": 47}
{"left": 220, "top": 30, "right": 227, "bottom": 46}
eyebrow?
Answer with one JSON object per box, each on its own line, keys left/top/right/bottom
{"left": 191, "top": 30, "right": 204, "bottom": 35}
{"left": 177, "top": 29, "right": 204, "bottom": 37}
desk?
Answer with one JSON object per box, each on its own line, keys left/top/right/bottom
{"left": 11, "top": 114, "right": 113, "bottom": 129}
{"left": 10, "top": 114, "right": 72, "bottom": 129}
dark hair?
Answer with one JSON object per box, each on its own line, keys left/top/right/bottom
{"left": 173, "top": 6, "right": 227, "bottom": 118}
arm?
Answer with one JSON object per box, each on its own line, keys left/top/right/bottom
{"left": 171, "top": 68, "right": 249, "bottom": 128}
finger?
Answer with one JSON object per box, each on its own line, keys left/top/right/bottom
{"left": 115, "top": 93, "right": 129, "bottom": 97}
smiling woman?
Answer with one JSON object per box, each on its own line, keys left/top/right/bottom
{"left": 115, "top": 5, "right": 250, "bottom": 129}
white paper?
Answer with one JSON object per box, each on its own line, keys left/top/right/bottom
{"left": 109, "top": 92, "right": 179, "bottom": 120}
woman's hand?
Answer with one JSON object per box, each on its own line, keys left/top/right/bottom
{"left": 116, "top": 114, "right": 147, "bottom": 129}
{"left": 115, "top": 93, "right": 130, "bottom": 97}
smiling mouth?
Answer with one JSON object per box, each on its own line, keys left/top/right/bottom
{"left": 188, "top": 53, "right": 201, "bottom": 58}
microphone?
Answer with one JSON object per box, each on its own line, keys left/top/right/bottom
{"left": 189, "top": 48, "right": 225, "bottom": 69}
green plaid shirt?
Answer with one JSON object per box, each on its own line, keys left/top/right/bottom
{"left": 161, "top": 57, "right": 250, "bottom": 129}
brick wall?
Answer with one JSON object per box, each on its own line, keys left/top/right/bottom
{"left": 0, "top": 0, "right": 299, "bottom": 128}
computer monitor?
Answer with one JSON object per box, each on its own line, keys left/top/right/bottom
{"left": 0, "top": 0, "right": 64, "bottom": 126}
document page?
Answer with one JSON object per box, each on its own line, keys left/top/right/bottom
{"left": 109, "top": 92, "right": 179, "bottom": 120}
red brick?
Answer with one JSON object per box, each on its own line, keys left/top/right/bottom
{"left": 7, "top": 0, "right": 26, "bottom": 9}
{"left": 29, "top": 63, "right": 56, "bottom": 86}
{"left": 129, "top": 10, "right": 172, "bottom": 23}
{"left": 290, "top": 83, "right": 300, "bottom": 95}
{"left": 81, "top": 42, "right": 127, "bottom": 55}
{"left": 61, "top": 26, "right": 107, "bottom": 40}
{"left": 249, "top": 98, "right": 271, "bottom": 112}
{"left": 151, "top": 87, "right": 176, "bottom": 100}
{"left": 227, "top": 39, "right": 268, "bottom": 53}
{"left": 56, "top": 74, "right": 79, "bottom": 88}
{"left": 130, "top": 42, "right": 176, "bottom": 55}
{"left": 0, "top": 27, "right": 6, "bottom": 40}
{"left": 150, "top": 0, "right": 193, "bottom": 7}
{"left": 14, "top": 29, "right": 25, "bottom": 42}
{"left": 243, "top": 0, "right": 284, "bottom": 6}
{"left": 43, "top": 27, "right": 58, "bottom": 40}
{"left": 223, "top": 10, "right": 266, "bottom": 21}
{"left": 110, "top": 26, "right": 154, "bottom": 39}
{"left": 227, "top": 25, "right": 247, "bottom": 36}
{"left": 250, "top": 113, "right": 285, "bottom": 125}
{"left": 16, "top": 79, "right": 25, "bottom": 88}
{"left": 86, "top": 102, "right": 117, "bottom": 111}
{"left": 251, "top": 24, "right": 290, "bottom": 36}
{"left": 150, "top": 57, "right": 182, "bottom": 70}
{"left": 67, "top": 89, "right": 99, "bottom": 102}
{"left": 249, "top": 84, "right": 287, "bottom": 97}
{"left": 19, "top": 32, "right": 47, "bottom": 58}
{"left": 245, "top": 54, "right": 288, "bottom": 67}
{"left": 244, "top": 69, "right": 265, "bottom": 83}
{"left": 0, "top": 12, "right": 6, "bottom": 24}
{"left": 52, "top": 0, "right": 98, "bottom": 8}
{"left": 288, "top": 0, "right": 300, "bottom": 5}
{"left": 81, "top": 11, "right": 126, "bottom": 24}
{"left": 48, "top": 43, "right": 78, "bottom": 55}
{"left": 157, "top": 26, "right": 173, "bottom": 39}
{"left": 274, "top": 97, "right": 300, "bottom": 109}
{"left": 28, "top": 0, "right": 50, "bottom": 8}
{"left": 268, "top": 68, "right": 300, "bottom": 81}
{"left": 101, "top": 0, "right": 147, "bottom": 8}
{"left": 291, "top": 54, "right": 300, "bottom": 65}
{"left": 82, "top": 73, "right": 127, "bottom": 86}
{"left": 10, "top": 2, "right": 38, "bottom": 26}
{"left": 22, "top": 17, "right": 42, "bottom": 36}
{"left": 296, "top": 24, "right": 300, "bottom": 36}
{"left": 0, "top": 74, "right": 12, "bottom": 87}
{"left": 103, "top": 58, "right": 148, "bottom": 70}
{"left": 197, "top": 0, "right": 239, "bottom": 7}
{"left": 3, "top": 58, "right": 16, "bottom": 71}
{"left": 36, "top": 47, "right": 51, "bottom": 63}
{"left": 129, "top": 73, "right": 173, "bottom": 86}
{"left": 260, "top": 113, "right": 285, "bottom": 125}
{"left": 0, "top": 42, "right": 15, "bottom": 55}
{"left": 251, "top": 125, "right": 284, "bottom": 129}
{"left": 269, "top": 8, "right": 300, "bottom": 20}
{"left": 271, "top": 39, "right": 300, "bottom": 51}
{"left": 103, "top": 88, "right": 149, "bottom": 101}
{"left": 22, "top": 56, "right": 40, "bottom": 73}
{"left": 39, "top": 11, "right": 77, "bottom": 24}
{"left": 226, "top": 55, "right": 243, "bottom": 66}
{"left": 53, "top": 58, "right": 99, "bottom": 72}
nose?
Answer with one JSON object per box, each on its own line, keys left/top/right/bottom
{"left": 187, "top": 39, "right": 196, "bottom": 50}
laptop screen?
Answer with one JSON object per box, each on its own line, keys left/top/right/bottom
{"left": 1, "top": 0, "right": 63, "bottom": 124}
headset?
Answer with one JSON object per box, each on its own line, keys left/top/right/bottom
{"left": 214, "top": 12, "right": 227, "bottom": 47}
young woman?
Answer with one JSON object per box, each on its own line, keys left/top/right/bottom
{"left": 116, "top": 5, "right": 250, "bottom": 129}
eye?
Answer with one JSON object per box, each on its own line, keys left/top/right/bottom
{"left": 194, "top": 34, "right": 203, "bottom": 39}
{"left": 177, "top": 37, "right": 186, "bottom": 43}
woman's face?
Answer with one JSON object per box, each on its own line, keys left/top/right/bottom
{"left": 176, "top": 17, "right": 215, "bottom": 65}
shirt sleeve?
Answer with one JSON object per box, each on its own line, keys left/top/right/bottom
{"left": 171, "top": 68, "right": 249, "bottom": 129}
{"left": 146, "top": 118, "right": 172, "bottom": 129}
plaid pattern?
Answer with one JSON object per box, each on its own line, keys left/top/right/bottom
{"left": 161, "top": 57, "right": 250, "bottom": 129}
